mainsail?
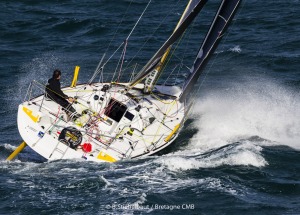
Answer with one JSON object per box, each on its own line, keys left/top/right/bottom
{"left": 129, "top": 0, "right": 208, "bottom": 88}
{"left": 179, "top": 0, "right": 242, "bottom": 102}
{"left": 143, "top": 0, "right": 202, "bottom": 93}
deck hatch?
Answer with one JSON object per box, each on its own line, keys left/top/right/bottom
{"left": 104, "top": 98, "right": 127, "bottom": 122}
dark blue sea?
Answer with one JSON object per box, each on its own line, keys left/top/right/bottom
{"left": 1, "top": 0, "right": 299, "bottom": 214}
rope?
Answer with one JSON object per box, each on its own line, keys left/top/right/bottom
{"left": 104, "top": 0, "right": 134, "bottom": 54}
{"left": 53, "top": 106, "right": 61, "bottom": 124}
{"left": 115, "top": 39, "right": 128, "bottom": 83}
{"left": 127, "top": 0, "right": 152, "bottom": 41}
{"left": 102, "top": 41, "right": 125, "bottom": 75}
{"left": 153, "top": 31, "right": 187, "bottom": 87}
{"left": 112, "top": 0, "right": 152, "bottom": 84}
{"left": 123, "top": 0, "right": 182, "bottom": 72}
{"left": 161, "top": 32, "right": 186, "bottom": 77}
{"left": 151, "top": 100, "right": 177, "bottom": 144}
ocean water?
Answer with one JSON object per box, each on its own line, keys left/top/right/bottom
{"left": 0, "top": 0, "right": 300, "bottom": 214}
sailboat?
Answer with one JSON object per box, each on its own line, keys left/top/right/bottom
{"left": 14, "top": 0, "right": 242, "bottom": 163}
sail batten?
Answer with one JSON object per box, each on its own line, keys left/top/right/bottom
{"left": 129, "top": 0, "right": 208, "bottom": 88}
{"left": 179, "top": 0, "right": 242, "bottom": 102}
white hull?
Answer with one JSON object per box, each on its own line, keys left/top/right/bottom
{"left": 18, "top": 83, "right": 185, "bottom": 163}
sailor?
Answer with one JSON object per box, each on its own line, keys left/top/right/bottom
{"left": 45, "top": 69, "right": 79, "bottom": 120}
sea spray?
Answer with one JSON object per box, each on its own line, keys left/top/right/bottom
{"left": 190, "top": 78, "right": 300, "bottom": 151}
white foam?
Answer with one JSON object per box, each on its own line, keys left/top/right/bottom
{"left": 229, "top": 45, "right": 242, "bottom": 53}
{"left": 154, "top": 78, "right": 300, "bottom": 170}
{"left": 10, "top": 162, "right": 40, "bottom": 174}
{"left": 3, "top": 143, "right": 17, "bottom": 151}
{"left": 100, "top": 175, "right": 111, "bottom": 187}
{"left": 189, "top": 79, "right": 300, "bottom": 151}
{"left": 133, "top": 192, "right": 147, "bottom": 206}
{"left": 59, "top": 167, "right": 87, "bottom": 174}
{"left": 156, "top": 142, "right": 267, "bottom": 171}
{"left": 205, "top": 177, "right": 240, "bottom": 196}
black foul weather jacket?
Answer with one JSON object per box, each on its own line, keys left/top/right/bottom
{"left": 45, "top": 78, "right": 68, "bottom": 100}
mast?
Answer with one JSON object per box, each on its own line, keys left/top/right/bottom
{"left": 179, "top": 0, "right": 242, "bottom": 102}
{"left": 143, "top": 0, "right": 201, "bottom": 93}
{"left": 129, "top": 0, "right": 208, "bottom": 89}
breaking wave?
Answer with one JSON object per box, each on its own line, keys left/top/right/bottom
{"left": 154, "top": 77, "right": 300, "bottom": 171}
{"left": 156, "top": 141, "right": 267, "bottom": 171}
{"left": 189, "top": 77, "right": 300, "bottom": 152}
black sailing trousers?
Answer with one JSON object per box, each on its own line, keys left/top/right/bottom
{"left": 53, "top": 97, "right": 76, "bottom": 115}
